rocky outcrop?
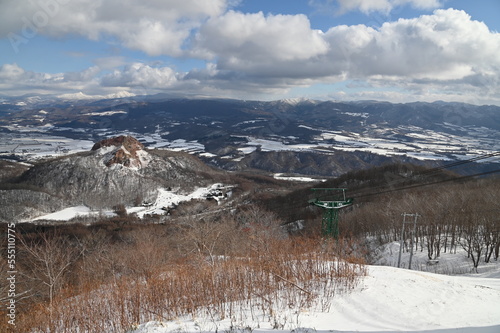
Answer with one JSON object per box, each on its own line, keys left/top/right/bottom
{"left": 91, "top": 135, "right": 148, "bottom": 168}
{"left": 12, "top": 136, "right": 224, "bottom": 211}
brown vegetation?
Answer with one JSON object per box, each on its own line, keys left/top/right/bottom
{"left": 0, "top": 207, "right": 366, "bottom": 333}
{"left": 1, "top": 161, "right": 498, "bottom": 332}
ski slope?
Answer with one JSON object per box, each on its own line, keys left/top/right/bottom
{"left": 128, "top": 263, "right": 500, "bottom": 333}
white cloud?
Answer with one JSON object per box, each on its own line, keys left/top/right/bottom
{"left": 101, "top": 63, "right": 179, "bottom": 88}
{"left": 186, "top": 8, "right": 500, "bottom": 104}
{"left": 326, "top": 9, "right": 500, "bottom": 80}
{"left": 336, "top": 0, "right": 394, "bottom": 15}
{"left": 0, "top": 63, "right": 63, "bottom": 84}
{"left": 0, "top": 62, "right": 181, "bottom": 96}
{"left": 0, "top": 62, "right": 128, "bottom": 97}
{"left": 0, "top": 63, "right": 65, "bottom": 95}
{"left": 191, "top": 10, "right": 333, "bottom": 84}
{"left": 326, "top": 76, "right": 500, "bottom": 106}
{"left": 1, "top": 5, "right": 499, "bottom": 105}
{"left": 194, "top": 11, "right": 328, "bottom": 62}
{"left": 0, "top": 63, "right": 26, "bottom": 80}
{"left": 192, "top": 9, "right": 500, "bottom": 83}
{"left": 0, "top": 0, "right": 230, "bottom": 56}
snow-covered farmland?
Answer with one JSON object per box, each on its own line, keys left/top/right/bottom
{"left": 290, "top": 124, "right": 500, "bottom": 162}
{"left": 0, "top": 131, "right": 94, "bottom": 160}
{"left": 2, "top": 117, "right": 499, "bottom": 165}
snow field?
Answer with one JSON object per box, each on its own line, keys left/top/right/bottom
{"left": 127, "top": 262, "right": 500, "bottom": 333}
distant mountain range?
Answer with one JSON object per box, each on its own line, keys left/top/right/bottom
{"left": 1, "top": 95, "right": 499, "bottom": 177}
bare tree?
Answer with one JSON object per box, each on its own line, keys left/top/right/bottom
{"left": 18, "top": 232, "right": 81, "bottom": 319}
{"left": 459, "top": 218, "right": 484, "bottom": 273}
{"left": 177, "top": 212, "right": 241, "bottom": 265}
{"left": 73, "top": 229, "right": 115, "bottom": 286}
{"left": 482, "top": 215, "right": 499, "bottom": 263}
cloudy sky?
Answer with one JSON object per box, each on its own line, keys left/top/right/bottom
{"left": 0, "top": 0, "right": 499, "bottom": 105}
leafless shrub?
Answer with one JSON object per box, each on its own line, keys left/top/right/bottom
{"left": 17, "top": 231, "right": 81, "bottom": 321}
{"left": 7, "top": 217, "right": 366, "bottom": 332}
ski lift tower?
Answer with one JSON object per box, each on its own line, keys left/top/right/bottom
{"left": 309, "top": 188, "right": 353, "bottom": 238}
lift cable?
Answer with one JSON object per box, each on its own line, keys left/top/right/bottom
{"left": 348, "top": 151, "right": 500, "bottom": 198}
{"left": 351, "top": 167, "right": 500, "bottom": 200}
{"left": 419, "top": 151, "right": 500, "bottom": 175}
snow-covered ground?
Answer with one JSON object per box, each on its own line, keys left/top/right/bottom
{"left": 0, "top": 131, "right": 95, "bottom": 160}
{"left": 128, "top": 245, "right": 500, "bottom": 333}
{"left": 0, "top": 128, "right": 205, "bottom": 161}
{"left": 374, "top": 241, "right": 492, "bottom": 275}
{"left": 3, "top": 120, "right": 499, "bottom": 164}
{"left": 27, "top": 184, "right": 232, "bottom": 222}
{"left": 273, "top": 173, "right": 327, "bottom": 182}
{"left": 128, "top": 184, "right": 232, "bottom": 218}
{"left": 31, "top": 205, "right": 115, "bottom": 221}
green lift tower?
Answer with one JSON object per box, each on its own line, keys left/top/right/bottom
{"left": 309, "top": 188, "right": 353, "bottom": 238}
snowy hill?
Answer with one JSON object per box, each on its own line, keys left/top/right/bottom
{"left": 0, "top": 135, "right": 227, "bottom": 221}
{"left": 128, "top": 263, "right": 500, "bottom": 333}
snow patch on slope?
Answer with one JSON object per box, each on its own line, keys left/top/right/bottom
{"left": 129, "top": 184, "right": 232, "bottom": 218}
{"left": 32, "top": 205, "right": 116, "bottom": 221}
{"left": 28, "top": 184, "right": 232, "bottom": 222}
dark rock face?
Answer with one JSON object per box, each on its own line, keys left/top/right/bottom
{"left": 92, "top": 135, "right": 144, "bottom": 152}
{"left": 91, "top": 135, "right": 146, "bottom": 168}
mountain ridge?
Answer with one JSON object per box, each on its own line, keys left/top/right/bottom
{"left": 0, "top": 97, "right": 498, "bottom": 178}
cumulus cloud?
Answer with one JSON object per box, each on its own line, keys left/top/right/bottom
{"left": 0, "top": 63, "right": 64, "bottom": 85}
{"left": 190, "top": 10, "right": 336, "bottom": 84}
{"left": 0, "top": 3, "right": 499, "bottom": 105}
{"left": 0, "top": 0, "right": 230, "bottom": 56}
{"left": 0, "top": 63, "right": 26, "bottom": 80}
{"left": 101, "top": 63, "right": 179, "bottom": 88}
{"left": 327, "top": 9, "right": 500, "bottom": 80}
{"left": 188, "top": 9, "right": 500, "bottom": 103}
{"left": 194, "top": 11, "right": 328, "bottom": 62}
{"left": 0, "top": 62, "right": 182, "bottom": 96}
{"left": 0, "top": 63, "right": 66, "bottom": 95}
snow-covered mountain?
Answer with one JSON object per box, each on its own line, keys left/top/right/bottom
{"left": 0, "top": 97, "right": 498, "bottom": 177}
{"left": 0, "top": 135, "right": 228, "bottom": 221}
{"left": 57, "top": 91, "right": 136, "bottom": 100}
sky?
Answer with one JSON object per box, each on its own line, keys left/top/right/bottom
{"left": 0, "top": 0, "right": 499, "bottom": 105}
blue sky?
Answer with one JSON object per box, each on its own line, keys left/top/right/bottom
{"left": 0, "top": 0, "right": 499, "bottom": 105}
